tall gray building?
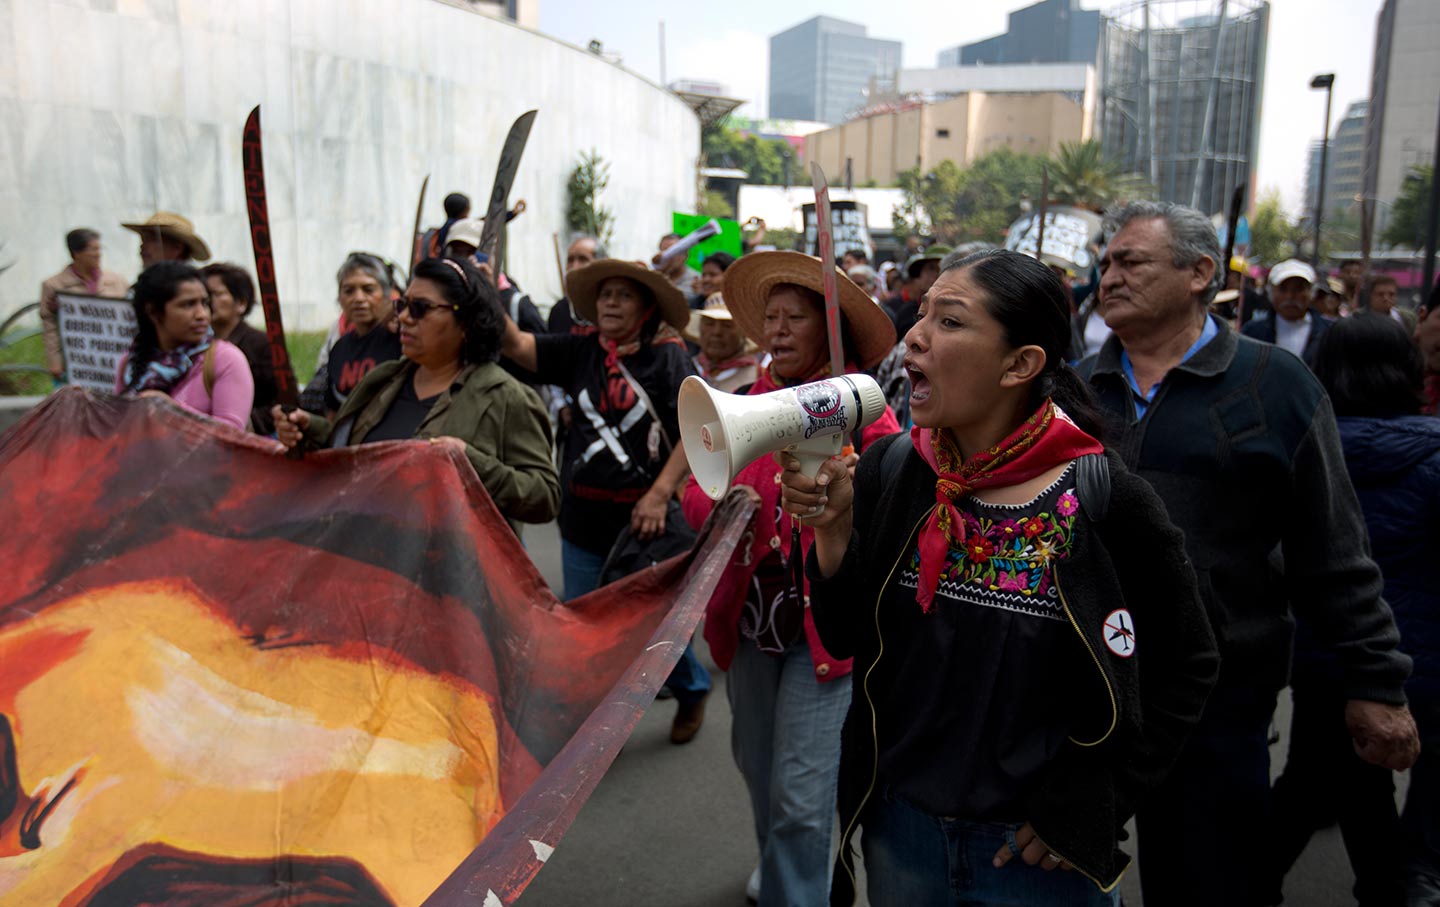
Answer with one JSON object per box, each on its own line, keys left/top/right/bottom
{"left": 1305, "top": 101, "right": 1368, "bottom": 221}
{"left": 1099, "top": 0, "right": 1269, "bottom": 216}
{"left": 769, "top": 16, "right": 902, "bottom": 124}
{"left": 1362, "top": 0, "right": 1440, "bottom": 240}
{"left": 939, "top": 0, "right": 1101, "bottom": 67}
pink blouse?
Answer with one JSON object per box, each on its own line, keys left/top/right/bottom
{"left": 114, "top": 341, "right": 256, "bottom": 431}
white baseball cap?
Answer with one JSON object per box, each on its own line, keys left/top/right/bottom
{"left": 1268, "top": 259, "right": 1316, "bottom": 287}
{"left": 444, "top": 218, "right": 483, "bottom": 251}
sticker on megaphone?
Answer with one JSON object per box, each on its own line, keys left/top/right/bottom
{"left": 679, "top": 373, "right": 887, "bottom": 502}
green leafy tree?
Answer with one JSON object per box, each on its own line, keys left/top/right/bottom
{"left": 1047, "top": 140, "right": 1153, "bottom": 210}
{"left": 697, "top": 190, "right": 734, "bottom": 219}
{"left": 703, "top": 122, "right": 793, "bottom": 185}
{"left": 1248, "top": 190, "right": 1305, "bottom": 266}
{"left": 566, "top": 149, "right": 615, "bottom": 246}
{"left": 892, "top": 149, "right": 1046, "bottom": 246}
{"left": 1382, "top": 165, "right": 1434, "bottom": 248}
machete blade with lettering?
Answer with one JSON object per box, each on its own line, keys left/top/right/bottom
{"left": 477, "top": 110, "right": 538, "bottom": 261}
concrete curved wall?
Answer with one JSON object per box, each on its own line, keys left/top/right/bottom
{"left": 0, "top": 0, "right": 699, "bottom": 329}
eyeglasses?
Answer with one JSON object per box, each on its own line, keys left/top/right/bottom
{"left": 393, "top": 297, "right": 461, "bottom": 320}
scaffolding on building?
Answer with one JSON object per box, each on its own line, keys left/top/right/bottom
{"left": 1099, "top": 0, "right": 1269, "bottom": 216}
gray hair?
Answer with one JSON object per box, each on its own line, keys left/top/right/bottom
{"left": 567, "top": 233, "right": 608, "bottom": 260}
{"left": 335, "top": 252, "right": 392, "bottom": 292}
{"left": 1104, "top": 200, "right": 1222, "bottom": 304}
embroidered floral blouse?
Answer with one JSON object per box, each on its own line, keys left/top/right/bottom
{"left": 875, "top": 463, "right": 1090, "bottom": 821}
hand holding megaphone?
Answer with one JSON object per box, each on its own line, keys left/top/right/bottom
{"left": 679, "top": 374, "right": 887, "bottom": 513}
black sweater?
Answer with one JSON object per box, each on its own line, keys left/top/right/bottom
{"left": 809, "top": 438, "right": 1219, "bottom": 898}
{"left": 1079, "top": 316, "right": 1411, "bottom": 704}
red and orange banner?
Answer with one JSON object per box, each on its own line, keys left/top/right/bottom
{"left": 0, "top": 389, "right": 750, "bottom": 907}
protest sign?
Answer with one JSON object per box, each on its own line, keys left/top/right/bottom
{"left": 1005, "top": 206, "right": 1105, "bottom": 274}
{"left": 672, "top": 213, "right": 743, "bottom": 271}
{"left": 803, "top": 201, "right": 870, "bottom": 261}
{"left": 55, "top": 292, "right": 136, "bottom": 390}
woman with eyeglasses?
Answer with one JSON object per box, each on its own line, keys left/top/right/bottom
{"left": 275, "top": 256, "right": 560, "bottom": 532}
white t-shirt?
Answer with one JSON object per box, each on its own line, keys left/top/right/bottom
{"left": 1275, "top": 314, "right": 1312, "bottom": 359}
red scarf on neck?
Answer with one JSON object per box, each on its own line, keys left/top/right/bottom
{"left": 598, "top": 321, "right": 684, "bottom": 373}
{"left": 912, "top": 400, "right": 1103, "bottom": 613}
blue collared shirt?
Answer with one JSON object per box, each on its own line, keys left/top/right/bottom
{"left": 1120, "top": 315, "right": 1219, "bottom": 419}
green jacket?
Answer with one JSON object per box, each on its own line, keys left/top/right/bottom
{"left": 304, "top": 358, "right": 560, "bottom": 527}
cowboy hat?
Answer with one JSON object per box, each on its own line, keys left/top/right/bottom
{"left": 687, "top": 292, "right": 759, "bottom": 352}
{"left": 723, "top": 250, "right": 896, "bottom": 370}
{"left": 566, "top": 260, "right": 690, "bottom": 329}
{"left": 121, "top": 211, "right": 211, "bottom": 261}
{"left": 904, "top": 244, "right": 952, "bottom": 279}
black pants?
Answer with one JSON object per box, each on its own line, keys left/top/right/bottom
{"left": 1262, "top": 685, "right": 1403, "bottom": 906}
{"left": 1137, "top": 684, "right": 1276, "bottom": 907}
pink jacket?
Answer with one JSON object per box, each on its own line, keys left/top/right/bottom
{"left": 682, "top": 387, "right": 901, "bottom": 683}
{"left": 114, "top": 341, "right": 256, "bottom": 431}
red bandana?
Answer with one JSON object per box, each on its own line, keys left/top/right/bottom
{"left": 912, "top": 400, "right": 1104, "bottom": 613}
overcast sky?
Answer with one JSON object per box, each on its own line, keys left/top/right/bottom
{"left": 538, "top": 0, "right": 1383, "bottom": 217}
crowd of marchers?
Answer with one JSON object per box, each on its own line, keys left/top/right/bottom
{"left": 29, "top": 192, "right": 1440, "bottom": 907}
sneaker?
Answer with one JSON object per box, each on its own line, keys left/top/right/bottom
{"left": 745, "top": 865, "right": 761, "bottom": 903}
{"left": 669, "top": 692, "right": 708, "bottom": 744}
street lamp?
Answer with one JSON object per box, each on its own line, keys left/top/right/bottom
{"left": 1310, "top": 73, "right": 1335, "bottom": 269}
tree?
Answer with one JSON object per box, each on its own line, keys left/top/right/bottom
{"left": 566, "top": 149, "right": 615, "bottom": 247}
{"left": 1382, "top": 165, "right": 1434, "bottom": 248}
{"left": 892, "top": 149, "right": 1046, "bottom": 246}
{"left": 1047, "top": 140, "right": 1153, "bottom": 211}
{"left": 1248, "top": 190, "right": 1305, "bottom": 266}
{"left": 702, "top": 122, "right": 794, "bottom": 186}
{"left": 697, "top": 190, "right": 734, "bottom": 219}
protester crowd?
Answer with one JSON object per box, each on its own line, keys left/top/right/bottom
{"left": 30, "top": 191, "right": 1440, "bottom": 907}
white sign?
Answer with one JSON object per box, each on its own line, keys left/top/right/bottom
{"left": 1006, "top": 207, "right": 1104, "bottom": 273}
{"left": 56, "top": 293, "right": 136, "bottom": 391}
{"left": 804, "top": 202, "right": 871, "bottom": 261}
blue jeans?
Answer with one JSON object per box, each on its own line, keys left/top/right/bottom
{"left": 862, "top": 788, "right": 1120, "bottom": 907}
{"left": 562, "top": 538, "right": 711, "bottom": 706}
{"left": 728, "top": 642, "right": 851, "bottom": 907}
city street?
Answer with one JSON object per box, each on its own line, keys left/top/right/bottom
{"left": 519, "top": 518, "right": 1400, "bottom": 906}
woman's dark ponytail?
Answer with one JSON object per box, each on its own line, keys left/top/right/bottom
{"left": 1039, "top": 363, "right": 1108, "bottom": 441}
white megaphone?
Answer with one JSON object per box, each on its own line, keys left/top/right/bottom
{"left": 679, "top": 373, "right": 887, "bottom": 502}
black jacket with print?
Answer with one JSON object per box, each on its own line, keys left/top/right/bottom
{"left": 807, "top": 438, "right": 1219, "bottom": 899}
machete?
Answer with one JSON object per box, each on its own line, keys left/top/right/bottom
{"left": 241, "top": 106, "right": 301, "bottom": 422}
{"left": 477, "top": 110, "right": 538, "bottom": 261}
{"left": 411, "top": 173, "right": 430, "bottom": 272}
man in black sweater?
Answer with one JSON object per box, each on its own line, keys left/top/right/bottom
{"left": 1077, "top": 200, "right": 1418, "bottom": 907}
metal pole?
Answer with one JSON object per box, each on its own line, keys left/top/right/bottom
{"left": 1422, "top": 90, "right": 1440, "bottom": 307}
{"left": 1142, "top": 0, "right": 1158, "bottom": 187}
{"left": 658, "top": 20, "right": 666, "bottom": 86}
{"left": 1313, "top": 83, "right": 1333, "bottom": 269}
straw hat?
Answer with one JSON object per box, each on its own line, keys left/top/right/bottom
{"left": 566, "top": 260, "right": 690, "bottom": 329}
{"left": 723, "top": 250, "right": 897, "bottom": 370}
{"left": 121, "top": 211, "right": 211, "bottom": 261}
{"left": 687, "top": 292, "right": 758, "bottom": 352}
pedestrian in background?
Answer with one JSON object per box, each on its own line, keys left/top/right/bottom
{"left": 39, "top": 228, "right": 129, "bottom": 381}
{"left": 1078, "top": 201, "right": 1416, "bottom": 907}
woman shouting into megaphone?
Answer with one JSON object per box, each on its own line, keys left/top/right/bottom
{"left": 680, "top": 252, "right": 900, "bottom": 907}
{"left": 779, "top": 249, "right": 1219, "bottom": 906}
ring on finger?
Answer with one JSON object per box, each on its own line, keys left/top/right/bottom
{"left": 1045, "top": 852, "right": 1063, "bottom": 864}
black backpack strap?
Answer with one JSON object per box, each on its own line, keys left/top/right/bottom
{"left": 1075, "top": 452, "right": 1110, "bottom": 522}
{"left": 880, "top": 432, "right": 913, "bottom": 494}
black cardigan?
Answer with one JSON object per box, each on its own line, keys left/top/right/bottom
{"left": 808, "top": 436, "right": 1220, "bottom": 899}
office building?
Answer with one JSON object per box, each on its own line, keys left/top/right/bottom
{"left": 939, "top": 0, "right": 1101, "bottom": 66}
{"left": 1305, "top": 101, "right": 1368, "bottom": 221}
{"left": 769, "top": 16, "right": 902, "bottom": 124}
{"left": 1362, "top": 0, "right": 1440, "bottom": 238}
{"left": 1098, "top": 0, "right": 1269, "bottom": 215}
{"left": 804, "top": 91, "right": 1089, "bottom": 186}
